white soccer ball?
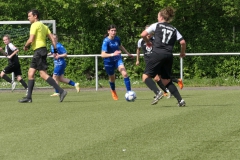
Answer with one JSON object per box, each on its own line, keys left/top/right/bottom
{"left": 125, "top": 91, "right": 137, "bottom": 102}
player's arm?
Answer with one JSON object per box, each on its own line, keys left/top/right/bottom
{"left": 119, "top": 45, "right": 133, "bottom": 57}
{"left": 176, "top": 30, "right": 186, "bottom": 58}
{"left": 47, "top": 33, "right": 57, "bottom": 53}
{"left": 141, "top": 30, "right": 151, "bottom": 45}
{"left": 0, "top": 47, "right": 7, "bottom": 56}
{"left": 141, "top": 23, "right": 156, "bottom": 46}
{"left": 8, "top": 49, "right": 19, "bottom": 59}
{"left": 24, "top": 34, "right": 34, "bottom": 50}
{"left": 136, "top": 47, "right": 141, "bottom": 65}
{"left": 179, "top": 39, "right": 186, "bottom": 58}
{"left": 101, "top": 50, "right": 121, "bottom": 58}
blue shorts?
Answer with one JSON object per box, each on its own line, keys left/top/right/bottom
{"left": 53, "top": 63, "right": 66, "bottom": 76}
{"left": 104, "top": 59, "right": 124, "bottom": 76}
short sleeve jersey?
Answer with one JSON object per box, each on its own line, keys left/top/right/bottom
{"left": 30, "top": 21, "right": 51, "bottom": 50}
{"left": 146, "top": 22, "right": 183, "bottom": 54}
{"left": 5, "top": 43, "right": 19, "bottom": 65}
{"left": 137, "top": 38, "right": 154, "bottom": 57}
{"left": 101, "top": 36, "right": 122, "bottom": 62}
{"left": 50, "top": 42, "right": 66, "bottom": 65}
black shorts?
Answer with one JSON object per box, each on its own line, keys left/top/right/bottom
{"left": 3, "top": 63, "right": 22, "bottom": 76}
{"left": 30, "top": 47, "right": 48, "bottom": 71}
{"left": 144, "top": 51, "right": 173, "bottom": 79}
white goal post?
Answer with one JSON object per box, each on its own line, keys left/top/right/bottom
{"left": 0, "top": 20, "right": 56, "bottom": 90}
{"left": 0, "top": 20, "right": 56, "bottom": 33}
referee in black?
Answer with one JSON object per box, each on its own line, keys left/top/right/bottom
{"left": 141, "top": 7, "right": 186, "bottom": 106}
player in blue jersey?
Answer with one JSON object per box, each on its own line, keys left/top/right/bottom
{"left": 48, "top": 34, "right": 80, "bottom": 96}
{"left": 101, "top": 24, "right": 133, "bottom": 100}
{"left": 141, "top": 7, "right": 186, "bottom": 106}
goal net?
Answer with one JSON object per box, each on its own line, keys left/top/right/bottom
{"left": 0, "top": 20, "right": 56, "bottom": 90}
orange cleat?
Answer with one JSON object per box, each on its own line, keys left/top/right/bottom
{"left": 163, "top": 92, "right": 168, "bottom": 97}
{"left": 111, "top": 90, "right": 118, "bottom": 100}
{"left": 178, "top": 79, "right": 184, "bottom": 89}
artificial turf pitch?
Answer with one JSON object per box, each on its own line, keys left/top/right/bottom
{"left": 1, "top": 87, "right": 240, "bottom": 160}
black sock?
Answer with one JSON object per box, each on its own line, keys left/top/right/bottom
{"left": 156, "top": 80, "right": 167, "bottom": 93}
{"left": 166, "top": 81, "right": 182, "bottom": 102}
{"left": 46, "top": 77, "right": 63, "bottom": 94}
{"left": 2, "top": 74, "right": 12, "bottom": 83}
{"left": 145, "top": 77, "right": 159, "bottom": 95}
{"left": 172, "top": 78, "right": 178, "bottom": 83}
{"left": 19, "top": 79, "right": 28, "bottom": 89}
{"left": 27, "top": 79, "right": 35, "bottom": 99}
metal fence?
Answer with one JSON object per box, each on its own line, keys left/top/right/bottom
{"left": 1, "top": 53, "right": 240, "bottom": 90}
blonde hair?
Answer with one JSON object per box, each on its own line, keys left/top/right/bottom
{"left": 159, "top": 7, "right": 175, "bottom": 23}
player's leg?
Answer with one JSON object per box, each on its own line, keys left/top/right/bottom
{"left": 1, "top": 66, "right": 16, "bottom": 90}
{"left": 118, "top": 63, "right": 131, "bottom": 92}
{"left": 15, "top": 66, "right": 28, "bottom": 90}
{"left": 143, "top": 53, "right": 164, "bottom": 104}
{"left": 153, "top": 75, "right": 170, "bottom": 98}
{"left": 59, "top": 75, "right": 80, "bottom": 93}
{"left": 50, "top": 64, "right": 61, "bottom": 96}
{"left": 58, "top": 63, "right": 80, "bottom": 93}
{"left": 16, "top": 75, "right": 27, "bottom": 88}
{"left": 104, "top": 61, "right": 118, "bottom": 100}
{"left": 161, "top": 55, "right": 185, "bottom": 106}
{"left": 18, "top": 67, "right": 36, "bottom": 102}
{"left": 40, "top": 70, "right": 67, "bottom": 102}
{"left": 50, "top": 74, "right": 60, "bottom": 96}
{"left": 172, "top": 78, "right": 183, "bottom": 89}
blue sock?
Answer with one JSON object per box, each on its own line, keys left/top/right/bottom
{"left": 68, "top": 80, "right": 75, "bottom": 86}
{"left": 124, "top": 77, "right": 131, "bottom": 91}
{"left": 55, "top": 88, "right": 59, "bottom": 93}
{"left": 109, "top": 81, "right": 115, "bottom": 90}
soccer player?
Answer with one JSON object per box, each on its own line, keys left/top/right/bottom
{"left": 101, "top": 24, "right": 133, "bottom": 100}
{"left": 141, "top": 7, "right": 186, "bottom": 106}
{"left": 0, "top": 34, "right": 28, "bottom": 93}
{"left": 136, "top": 26, "right": 184, "bottom": 99}
{"left": 18, "top": 9, "right": 67, "bottom": 103}
{"left": 48, "top": 34, "right": 80, "bottom": 96}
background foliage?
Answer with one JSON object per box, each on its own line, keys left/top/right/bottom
{"left": 0, "top": 0, "right": 240, "bottom": 82}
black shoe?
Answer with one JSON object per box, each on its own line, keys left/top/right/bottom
{"left": 59, "top": 90, "right": 67, "bottom": 102}
{"left": 151, "top": 91, "right": 163, "bottom": 105}
{"left": 19, "top": 97, "right": 32, "bottom": 103}
{"left": 178, "top": 99, "right": 186, "bottom": 107}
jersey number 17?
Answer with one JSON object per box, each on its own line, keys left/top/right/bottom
{"left": 162, "top": 29, "right": 173, "bottom": 44}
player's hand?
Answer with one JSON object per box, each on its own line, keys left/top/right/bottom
{"left": 54, "top": 53, "right": 60, "bottom": 59}
{"left": 0, "top": 47, "right": 3, "bottom": 51}
{"left": 146, "top": 42, "right": 152, "bottom": 48}
{"left": 180, "top": 53, "right": 186, "bottom": 58}
{"left": 113, "top": 50, "right": 121, "bottom": 56}
{"left": 23, "top": 46, "right": 28, "bottom": 51}
{"left": 127, "top": 53, "right": 134, "bottom": 59}
{"left": 136, "top": 61, "right": 139, "bottom": 65}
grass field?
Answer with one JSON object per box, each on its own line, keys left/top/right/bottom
{"left": 1, "top": 87, "right": 240, "bottom": 160}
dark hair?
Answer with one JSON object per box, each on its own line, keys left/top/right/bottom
{"left": 104, "top": 24, "right": 117, "bottom": 38}
{"left": 107, "top": 24, "right": 117, "bottom": 30}
{"left": 28, "top": 9, "right": 40, "bottom": 20}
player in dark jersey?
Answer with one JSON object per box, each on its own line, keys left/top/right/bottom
{"left": 136, "top": 27, "right": 171, "bottom": 98}
{"left": 101, "top": 24, "right": 133, "bottom": 100}
{"left": 141, "top": 7, "right": 186, "bottom": 106}
{"left": 136, "top": 26, "right": 184, "bottom": 99}
{"left": 0, "top": 34, "right": 28, "bottom": 93}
